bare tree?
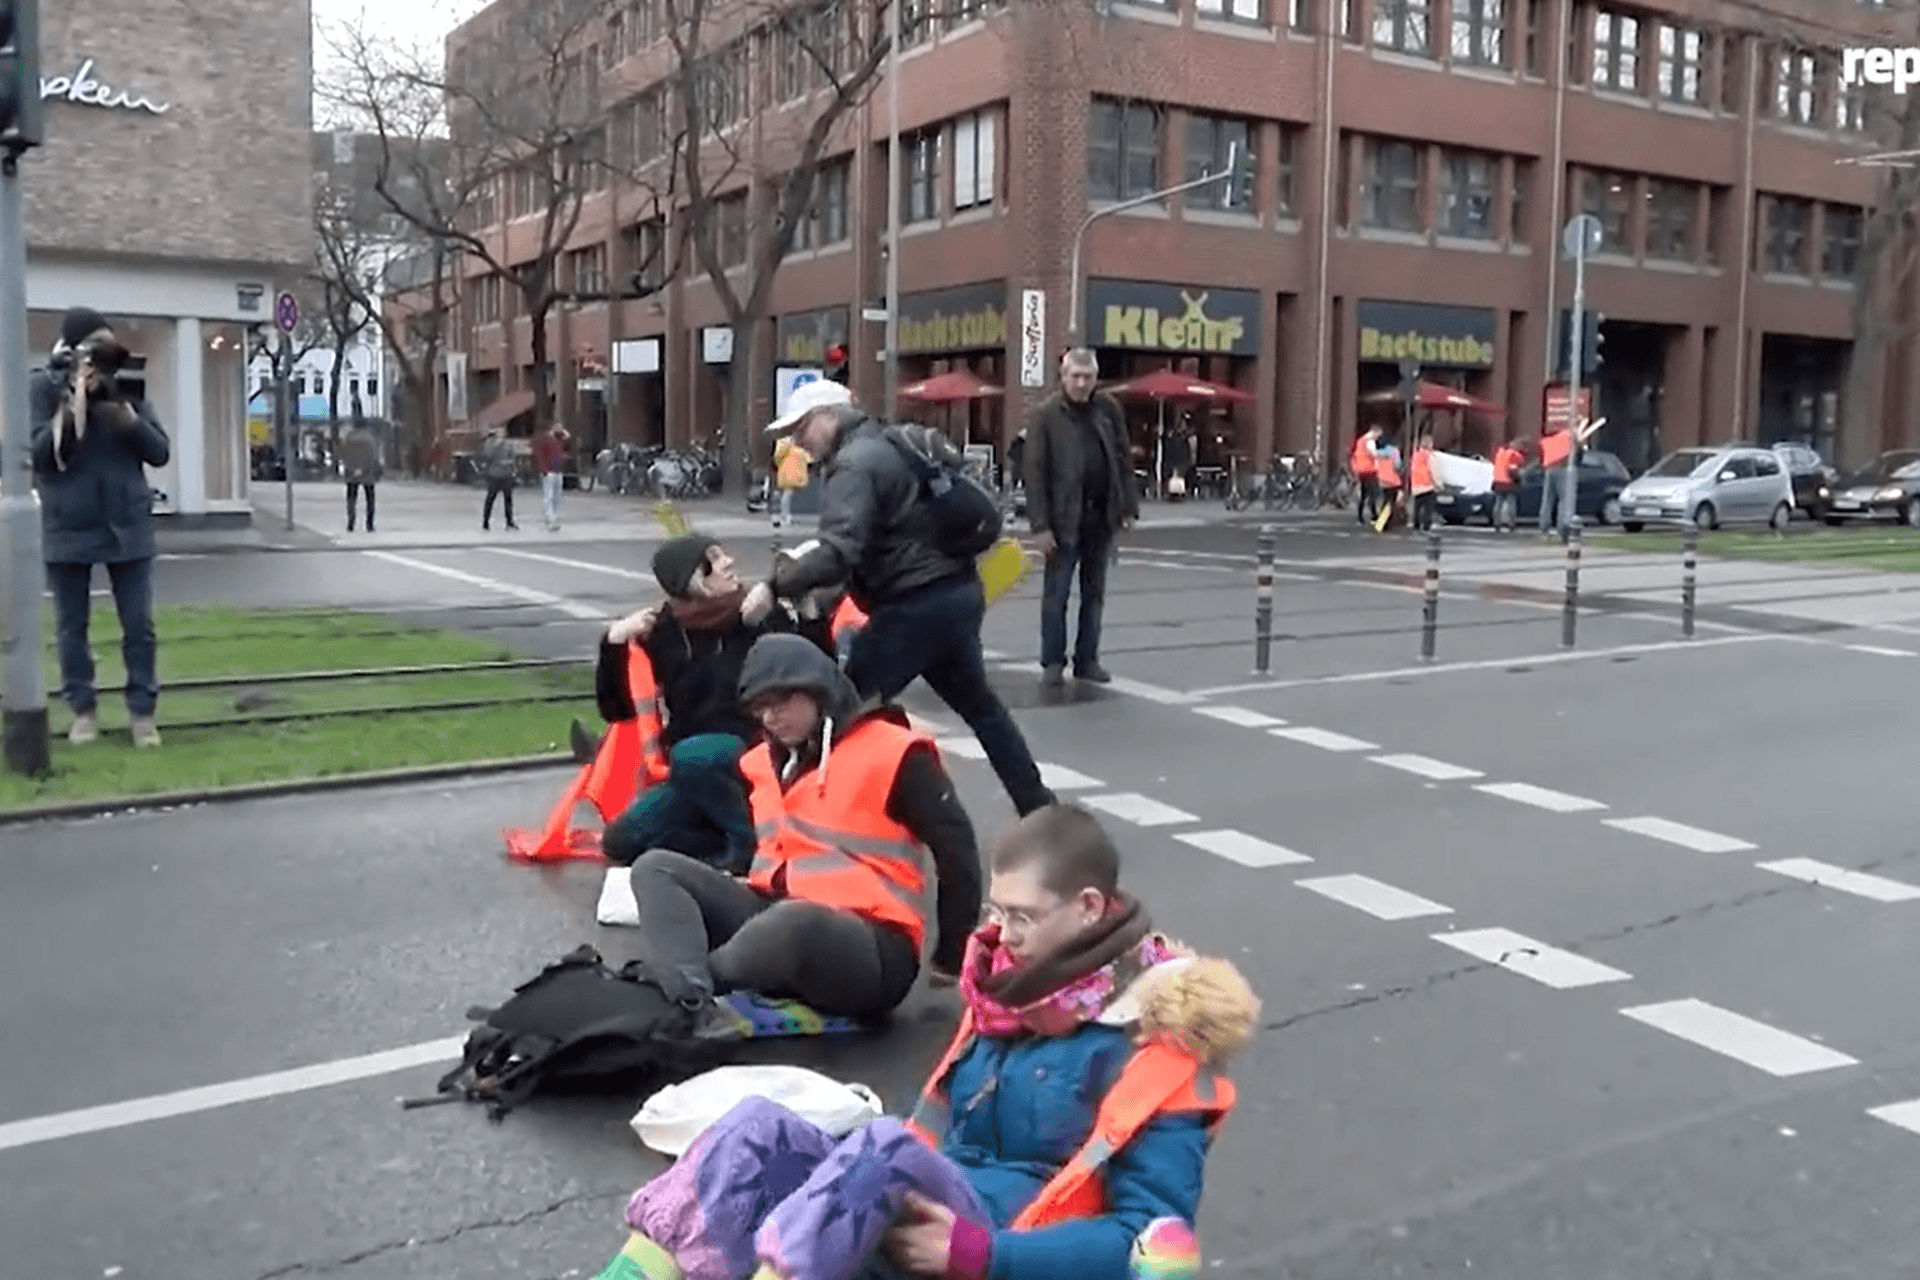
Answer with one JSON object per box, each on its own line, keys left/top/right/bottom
{"left": 311, "top": 180, "right": 379, "bottom": 421}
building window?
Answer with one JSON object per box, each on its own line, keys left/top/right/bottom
{"left": 1277, "top": 126, "right": 1298, "bottom": 215}
{"left": 1087, "top": 98, "right": 1162, "bottom": 202}
{"left": 1577, "top": 169, "right": 1632, "bottom": 252}
{"left": 953, "top": 111, "right": 996, "bottom": 210}
{"left": 1835, "top": 61, "right": 1867, "bottom": 131}
{"left": 1705, "top": 187, "right": 1727, "bottom": 264}
{"left": 1510, "top": 159, "right": 1530, "bottom": 239}
{"left": 1185, "top": 113, "right": 1254, "bottom": 211}
{"left": 1198, "top": 0, "right": 1263, "bottom": 23}
{"left": 1438, "top": 148, "right": 1496, "bottom": 239}
{"left": 900, "top": 0, "right": 933, "bottom": 48}
{"left": 1523, "top": 0, "right": 1544, "bottom": 75}
{"left": 367, "top": 376, "right": 379, "bottom": 397}
{"left": 1360, "top": 137, "right": 1423, "bottom": 232}
{"left": 475, "top": 274, "right": 502, "bottom": 323}
{"left": 1823, "top": 205, "right": 1862, "bottom": 279}
{"left": 1719, "top": 34, "right": 1744, "bottom": 113}
{"left": 1592, "top": 10, "right": 1639, "bottom": 91}
{"left": 1372, "top": 0, "right": 1432, "bottom": 55}
{"left": 567, "top": 243, "right": 608, "bottom": 294}
{"left": 1775, "top": 50, "right": 1816, "bottom": 125}
{"left": 816, "top": 157, "right": 851, "bottom": 244}
{"left": 1451, "top": 0, "right": 1504, "bottom": 67}
{"left": 1644, "top": 179, "right": 1695, "bottom": 260}
{"left": 1764, "top": 195, "right": 1810, "bottom": 274}
{"left": 625, "top": 219, "right": 666, "bottom": 289}
{"left": 1657, "top": 25, "right": 1703, "bottom": 103}
{"left": 1289, "top": 0, "right": 1312, "bottom": 32}
{"left": 902, "top": 130, "right": 939, "bottom": 223}
{"left": 717, "top": 193, "right": 748, "bottom": 267}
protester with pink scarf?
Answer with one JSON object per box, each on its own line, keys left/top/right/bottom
{"left": 595, "top": 804, "right": 1259, "bottom": 1280}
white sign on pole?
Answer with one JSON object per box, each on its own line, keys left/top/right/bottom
{"left": 612, "top": 337, "right": 661, "bottom": 374}
{"left": 1019, "top": 289, "right": 1046, "bottom": 388}
{"left": 702, "top": 327, "right": 734, "bottom": 364}
{"left": 775, "top": 367, "right": 823, "bottom": 418}
{"left": 445, "top": 352, "right": 469, "bottom": 421}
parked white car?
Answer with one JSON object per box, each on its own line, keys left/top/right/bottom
{"left": 1618, "top": 445, "right": 1794, "bottom": 532}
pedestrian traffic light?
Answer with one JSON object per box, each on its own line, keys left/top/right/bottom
{"left": 0, "top": 0, "right": 42, "bottom": 151}
{"left": 1583, "top": 312, "right": 1605, "bottom": 375}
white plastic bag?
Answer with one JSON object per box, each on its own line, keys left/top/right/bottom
{"left": 597, "top": 865, "right": 640, "bottom": 927}
{"left": 632, "top": 1064, "right": 884, "bottom": 1157}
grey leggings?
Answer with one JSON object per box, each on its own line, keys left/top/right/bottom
{"left": 628, "top": 849, "right": 919, "bottom": 1019}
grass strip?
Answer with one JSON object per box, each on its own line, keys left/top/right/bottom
{"left": 1589, "top": 526, "right": 1920, "bottom": 574}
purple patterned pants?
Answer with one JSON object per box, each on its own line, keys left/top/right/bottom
{"left": 625, "top": 1096, "right": 992, "bottom": 1280}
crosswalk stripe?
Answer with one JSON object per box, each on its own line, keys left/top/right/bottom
{"left": 1370, "top": 753, "right": 1484, "bottom": 781}
{"left": 1175, "top": 829, "right": 1313, "bottom": 868}
{"left": 1193, "top": 705, "right": 1287, "bottom": 728}
{"left": 1082, "top": 793, "right": 1198, "bottom": 827}
{"left": 1756, "top": 858, "right": 1920, "bottom": 903}
{"left": 1603, "top": 816, "right": 1756, "bottom": 853}
{"left": 935, "top": 737, "right": 988, "bottom": 761}
{"left": 1868, "top": 1099, "right": 1920, "bottom": 1135}
{"left": 1474, "top": 781, "right": 1608, "bottom": 813}
{"left": 1299, "top": 874, "right": 1451, "bottom": 920}
{"left": 1433, "top": 927, "right": 1630, "bottom": 988}
{"left": 1038, "top": 763, "right": 1105, "bottom": 791}
{"left": 1620, "top": 999, "right": 1858, "bottom": 1076}
{"left": 1270, "top": 726, "right": 1379, "bottom": 752}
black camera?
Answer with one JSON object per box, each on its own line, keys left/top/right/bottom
{"left": 50, "top": 338, "right": 146, "bottom": 398}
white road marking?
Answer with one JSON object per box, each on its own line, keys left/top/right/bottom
{"left": 1188, "top": 634, "right": 1776, "bottom": 697}
{"left": 1370, "top": 753, "right": 1484, "bottom": 781}
{"left": 1620, "top": 999, "right": 1858, "bottom": 1077}
{"left": 1433, "top": 927, "right": 1629, "bottom": 988}
{"left": 1038, "top": 762, "right": 1104, "bottom": 790}
{"left": 1104, "top": 675, "right": 1202, "bottom": 705}
{"left": 1082, "top": 793, "right": 1199, "bottom": 827}
{"left": 0, "top": 1036, "right": 467, "bottom": 1155}
{"left": 365, "top": 551, "right": 606, "bottom": 621}
{"left": 1756, "top": 858, "right": 1920, "bottom": 903}
{"left": 980, "top": 647, "right": 1008, "bottom": 661}
{"left": 1270, "top": 726, "right": 1379, "bottom": 752}
{"left": 1122, "top": 557, "right": 1240, "bottom": 573}
{"left": 1868, "top": 1099, "right": 1920, "bottom": 1136}
{"left": 935, "top": 737, "right": 988, "bottom": 760}
{"left": 478, "top": 546, "right": 655, "bottom": 581}
{"left": 1474, "top": 781, "right": 1608, "bottom": 813}
{"left": 1298, "top": 874, "right": 1451, "bottom": 920}
{"left": 1846, "top": 644, "right": 1914, "bottom": 658}
{"left": 1175, "top": 829, "right": 1313, "bottom": 868}
{"left": 1602, "top": 816, "right": 1756, "bottom": 853}
{"left": 1193, "top": 705, "right": 1287, "bottom": 728}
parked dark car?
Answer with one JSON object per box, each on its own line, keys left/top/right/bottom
{"left": 1769, "top": 442, "right": 1839, "bottom": 521}
{"left": 1824, "top": 450, "right": 1920, "bottom": 525}
{"left": 1437, "top": 450, "right": 1632, "bottom": 525}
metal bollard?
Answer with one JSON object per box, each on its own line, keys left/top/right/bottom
{"left": 1561, "top": 517, "right": 1582, "bottom": 649}
{"left": 1254, "top": 524, "right": 1276, "bottom": 675}
{"left": 1681, "top": 518, "right": 1698, "bottom": 639}
{"left": 1420, "top": 529, "right": 1441, "bottom": 663}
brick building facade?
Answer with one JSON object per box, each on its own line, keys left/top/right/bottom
{"left": 441, "top": 0, "right": 1914, "bottom": 481}
{"left": 26, "top": 0, "right": 313, "bottom": 522}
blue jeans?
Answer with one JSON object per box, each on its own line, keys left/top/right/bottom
{"left": 845, "top": 575, "right": 1052, "bottom": 816}
{"left": 47, "top": 558, "right": 158, "bottom": 718}
{"left": 1539, "top": 472, "right": 1563, "bottom": 533}
{"left": 602, "top": 733, "right": 754, "bottom": 871}
{"left": 1039, "top": 523, "right": 1112, "bottom": 674}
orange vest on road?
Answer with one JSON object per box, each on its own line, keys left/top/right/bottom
{"left": 1376, "top": 451, "right": 1401, "bottom": 489}
{"left": 906, "top": 1008, "right": 1236, "bottom": 1229}
{"left": 739, "top": 714, "right": 931, "bottom": 952}
{"left": 1492, "top": 444, "right": 1523, "bottom": 488}
{"left": 1410, "top": 448, "right": 1434, "bottom": 493}
{"left": 1349, "top": 435, "right": 1377, "bottom": 477}
{"left": 504, "top": 644, "right": 670, "bottom": 862}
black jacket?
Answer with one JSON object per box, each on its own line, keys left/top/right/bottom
{"left": 772, "top": 415, "right": 975, "bottom": 607}
{"left": 594, "top": 605, "right": 833, "bottom": 747}
{"left": 29, "top": 370, "right": 171, "bottom": 564}
{"left": 1023, "top": 390, "right": 1137, "bottom": 546}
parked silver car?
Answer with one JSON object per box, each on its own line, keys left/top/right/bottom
{"left": 1617, "top": 445, "right": 1794, "bottom": 532}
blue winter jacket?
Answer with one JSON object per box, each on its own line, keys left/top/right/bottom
{"left": 938, "top": 1021, "right": 1212, "bottom": 1280}
{"left": 28, "top": 370, "right": 170, "bottom": 564}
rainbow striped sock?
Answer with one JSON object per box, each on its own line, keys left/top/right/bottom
{"left": 595, "top": 1232, "right": 683, "bottom": 1280}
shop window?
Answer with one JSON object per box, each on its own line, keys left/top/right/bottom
{"left": 1277, "top": 127, "right": 1299, "bottom": 216}
{"left": 953, "top": 111, "right": 996, "bottom": 210}
{"left": 1372, "top": 0, "right": 1432, "bottom": 56}
{"left": 1644, "top": 178, "right": 1695, "bottom": 260}
{"left": 1823, "top": 205, "right": 1862, "bottom": 279}
{"left": 1360, "top": 137, "right": 1422, "bottom": 232}
{"left": 901, "top": 130, "right": 939, "bottom": 223}
{"left": 1719, "top": 34, "right": 1744, "bottom": 113}
{"left": 1450, "top": 0, "right": 1504, "bottom": 68}
{"left": 1198, "top": 0, "right": 1264, "bottom": 24}
{"left": 1592, "top": 9, "right": 1640, "bottom": 92}
{"left": 1510, "top": 158, "right": 1530, "bottom": 240}
{"left": 1575, "top": 168, "right": 1632, "bottom": 253}
{"left": 1087, "top": 98, "right": 1162, "bottom": 202}
{"left": 1763, "top": 195, "right": 1810, "bottom": 274}
{"left": 1185, "top": 113, "right": 1254, "bottom": 212}
{"left": 1657, "top": 24, "right": 1703, "bottom": 103}
{"left": 204, "top": 324, "right": 247, "bottom": 503}
{"left": 1438, "top": 148, "right": 1496, "bottom": 239}
{"left": 1774, "top": 49, "right": 1816, "bottom": 125}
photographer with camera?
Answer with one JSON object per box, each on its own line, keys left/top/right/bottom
{"left": 29, "top": 307, "right": 171, "bottom": 749}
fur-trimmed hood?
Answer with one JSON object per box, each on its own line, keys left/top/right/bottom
{"left": 1096, "top": 942, "right": 1260, "bottom": 1067}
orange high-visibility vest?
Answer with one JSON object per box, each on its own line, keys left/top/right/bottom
{"left": 1410, "top": 448, "right": 1434, "bottom": 493}
{"left": 830, "top": 595, "right": 869, "bottom": 641}
{"left": 1492, "top": 445, "right": 1523, "bottom": 488}
{"left": 1539, "top": 430, "right": 1571, "bottom": 469}
{"left": 1376, "top": 451, "right": 1401, "bottom": 489}
{"left": 738, "top": 715, "right": 930, "bottom": 952}
{"left": 504, "top": 644, "right": 670, "bottom": 862}
{"left": 906, "top": 1009, "right": 1235, "bottom": 1229}
{"left": 1350, "top": 435, "right": 1377, "bottom": 477}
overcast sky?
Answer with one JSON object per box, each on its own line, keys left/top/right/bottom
{"left": 311, "top": 0, "right": 488, "bottom": 127}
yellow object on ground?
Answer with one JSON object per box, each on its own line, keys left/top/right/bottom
{"left": 652, "top": 500, "right": 692, "bottom": 539}
{"left": 978, "top": 535, "right": 1032, "bottom": 605}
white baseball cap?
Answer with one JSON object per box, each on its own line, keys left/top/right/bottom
{"left": 765, "top": 378, "right": 853, "bottom": 435}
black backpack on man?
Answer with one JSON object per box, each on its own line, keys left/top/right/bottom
{"left": 880, "top": 423, "right": 1004, "bottom": 559}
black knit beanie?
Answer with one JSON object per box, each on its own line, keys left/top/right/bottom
{"left": 653, "top": 534, "right": 720, "bottom": 597}
{"left": 60, "top": 307, "right": 111, "bottom": 348}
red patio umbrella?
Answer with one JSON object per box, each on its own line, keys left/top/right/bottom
{"left": 1362, "top": 380, "right": 1507, "bottom": 415}
{"left": 898, "top": 369, "right": 1005, "bottom": 402}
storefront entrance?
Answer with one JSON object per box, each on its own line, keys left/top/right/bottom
{"left": 1589, "top": 321, "right": 1671, "bottom": 475}
{"left": 1355, "top": 300, "right": 1501, "bottom": 457}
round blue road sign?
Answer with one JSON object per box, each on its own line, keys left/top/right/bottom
{"left": 276, "top": 291, "right": 299, "bottom": 334}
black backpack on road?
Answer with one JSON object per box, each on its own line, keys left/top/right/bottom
{"left": 882, "top": 423, "right": 1004, "bottom": 559}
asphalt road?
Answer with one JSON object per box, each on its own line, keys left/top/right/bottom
{"left": 9, "top": 508, "right": 1920, "bottom": 1278}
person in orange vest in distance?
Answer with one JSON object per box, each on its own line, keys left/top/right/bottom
{"left": 1350, "top": 424, "right": 1382, "bottom": 524}
{"left": 1409, "top": 430, "right": 1438, "bottom": 531}
{"left": 1371, "top": 433, "right": 1403, "bottom": 530}
{"left": 1489, "top": 436, "right": 1527, "bottom": 532}
{"left": 1536, "top": 413, "right": 1603, "bottom": 537}
{"left": 596, "top": 802, "right": 1257, "bottom": 1280}
{"left": 624, "top": 632, "right": 981, "bottom": 1033}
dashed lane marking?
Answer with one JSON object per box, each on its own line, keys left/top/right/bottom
{"left": 1845, "top": 644, "right": 1914, "bottom": 658}
{"left": 1621, "top": 999, "right": 1858, "bottom": 1077}
{"left": 1192, "top": 706, "right": 1287, "bottom": 728}
{"left": 1269, "top": 726, "right": 1379, "bottom": 752}
{"left": 1756, "top": 858, "right": 1920, "bottom": 903}
{"left": 1474, "top": 781, "right": 1609, "bottom": 814}
{"left": 1297, "top": 874, "right": 1452, "bottom": 920}
{"left": 1868, "top": 1099, "right": 1920, "bottom": 1136}
{"left": 1433, "top": 927, "right": 1630, "bottom": 989}
{"left": 1602, "top": 816, "right": 1756, "bottom": 854}
{"left": 1175, "top": 829, "right": 1313, "bottom": 868}
{"left": 1370, "top": 753, "right": 1485, "bottom": 782}
{"left": 1082, "top": 793, "right": 1199, "bottom": 827}
{"left": 1038, "top": 763, "right": 1105, "bottom": 791}
{"left": 364, "top": 551, "right": 607, "bottom": 621}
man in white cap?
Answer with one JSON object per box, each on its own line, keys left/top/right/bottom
{"left": 759, "top": 381, "right": 1054, "bottom": 818}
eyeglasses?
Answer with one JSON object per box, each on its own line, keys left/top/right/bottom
{"left": 984, "top": 900, "right": 1067, "bottom": 933}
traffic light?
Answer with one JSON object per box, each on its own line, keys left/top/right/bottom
{"left": 1227, "top": 141, "right": 1255, "bottom": 209}
{"left": 824, "top": 342, "right": 848, "bottom": 384}
{"left": 1583, "top": 312, "right": 1605, "bottom": 375}
{"left": 1397, "top": 358, "right": 1422, "bottom": 405}
{"left": 0, "top": 0, "right": 42, "bottom": 151}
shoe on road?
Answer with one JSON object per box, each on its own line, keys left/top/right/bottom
{"left": 131, "top": 716, "right": 162, "bottom": 749}
{"left": 1040, "top": 665, "right": 1066, "bottom": 689}
{"left": 68, "top": 713, "right": 98, "bottom": 745}
{"left": 1074, "top": 664, "right": 1113, "bottom": 684}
